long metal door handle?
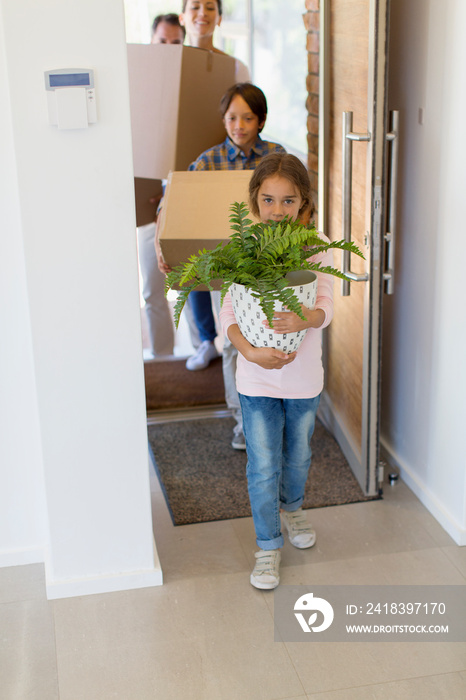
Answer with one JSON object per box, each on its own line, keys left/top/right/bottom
{"left": 384, "top": 110, "right": 399, "bottom": 294}
{"left": 342, "top": 111, "right": 370, "bottom": 296}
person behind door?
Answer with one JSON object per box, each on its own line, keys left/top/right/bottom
{"left": 179, "top": 0, "right": 249, "bottom": 82}
{"left": 176, "top": 0, "right": 249, "bottom": 374}
{"left": 220, "top": 153, "right": 335, "bottom": 589}
{"left": 176, "top": 0, "right": 249, "bottom": 377}
{"left": 136, "top": 14, "right": 186, "bottom": 358}
{"left": 151, "top": 13, "right": 185, "bottom": 44}
{"left": 149, "top": 0, "right": 248, "bottom": 362}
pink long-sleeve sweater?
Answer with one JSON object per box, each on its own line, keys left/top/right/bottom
{"left": 219, "top": 244, "right": 335, "bottom": 399}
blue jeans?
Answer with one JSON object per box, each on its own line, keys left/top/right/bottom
{"left": 239, "top": 393, "right": 320, "bottom": 550}
{"left": 189, "top": 290, "right": 216, "bottom": 342}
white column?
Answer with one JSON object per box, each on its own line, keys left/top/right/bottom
{"left": 0, "top": 0, "right": 162, "bottom": 596}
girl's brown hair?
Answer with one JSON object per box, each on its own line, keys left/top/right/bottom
{"left": 249, "top": 153, "right": 313, "bottom": 218}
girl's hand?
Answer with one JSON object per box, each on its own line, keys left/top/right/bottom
{"left": 263, "top": 305, "right": 325, "bottom": 333}
{"left": 226, "top": 323, "right": 296, "bottom": 370}
{"left": 246, "top": 346, "right": 297, "bottom": 370}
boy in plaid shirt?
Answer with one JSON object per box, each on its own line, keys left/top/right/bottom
{"left": 186, "top": 83, "right": 285, "bottom": 449}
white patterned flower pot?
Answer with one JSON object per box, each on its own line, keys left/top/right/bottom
{"left": 230, "top": 270, "right": 317, "bottom": 353}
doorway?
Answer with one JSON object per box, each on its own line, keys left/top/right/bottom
{"left": 125, "top": 0, "right": 311, "bottom": 410}
{"left": 125, "top": 0, "right": 393, "bottom": 498}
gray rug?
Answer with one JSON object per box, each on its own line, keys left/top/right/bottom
{"left": 148, "top": 417, "right": 379, "bottom": 526}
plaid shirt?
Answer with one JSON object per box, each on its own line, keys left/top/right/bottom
{"left": 188, "top": 135, "right": 286, "bottom": 172}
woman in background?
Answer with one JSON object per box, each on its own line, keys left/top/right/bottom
{"left": 179, "top": 0, "right": 250, "bottom": 82}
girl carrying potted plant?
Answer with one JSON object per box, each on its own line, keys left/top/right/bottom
{"left": 221, "top": 153, "right": 332, "bottom": 589}
{"left": 166, "top": 152, "right": 364, "bottom": 589}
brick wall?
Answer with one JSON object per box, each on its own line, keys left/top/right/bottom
{"left": 303, "top": 0, "right": 319, "bottom": 216}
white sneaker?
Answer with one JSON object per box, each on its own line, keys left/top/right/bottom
{"left": 281, "top": 508, "right": 316, "bottom": 549}
{"left": 231, "top": 429, "right": 246, "bottom": 450}
{"left": 185, "top": 340, "right": 219, "bottom": 371}
{"left": 250, "top": 550, "right": 281, "bottom": 589}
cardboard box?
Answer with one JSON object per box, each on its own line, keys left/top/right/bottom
{"left": 158, "top": 170, "right": 255, "bottom": 287}
{"left": 134, "top": 177, "right": 163, "bottom": 227}
{"left": 127, "top": 44, "right": 236, "bottom": 180}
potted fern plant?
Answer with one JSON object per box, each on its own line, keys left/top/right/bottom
{"left": 165, "top": 202, "right": 364, "bottom": 352}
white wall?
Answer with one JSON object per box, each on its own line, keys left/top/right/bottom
{"left": 0, "top": 8, "right": 48, "bottom": 566}
{"left": 381, "top": 0, "right": 466, "bottom": 544}
{"left": 0, "top": 0, "right": 162, "bottom": 596}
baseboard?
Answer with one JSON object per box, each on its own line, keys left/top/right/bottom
{"left": 381, "top": 436, "right": 466, "bottom": 546}
{"left": 45, "top": 566, "right": 163, "bottom": 600}
{"left": 318, "top": 391, "right": 366, "bottom": 493}
{"left": 0, "top": 546, "right": 44, "bottom": 568}
{"left": 45, "top": 539, "right": 163, "bottom": 599}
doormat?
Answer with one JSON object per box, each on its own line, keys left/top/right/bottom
{"left": 148, "top": 417, "right": 379, "bottom": 525}
{"left": 144, "top": 357, "right": 225, "bottom": 411}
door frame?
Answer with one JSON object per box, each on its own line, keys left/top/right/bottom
{"left": 318, "top": 0, "right": 390, "bottom": 496}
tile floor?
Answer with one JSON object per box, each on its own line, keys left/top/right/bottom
{"left": 1, "top": 462, "right": 465, "bottom": 699}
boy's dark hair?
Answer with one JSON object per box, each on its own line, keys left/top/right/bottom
{"left": 249, "top": 153, "right": 313, "bottom": 218}
{"left": 220, "top": 83, "right": 267, "bottom": 132}
{"left": 181, "top": 1, "right": 222, "bottom": 15}
{"left": 152, "top": 13, "right": 186, "bottom": 37}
